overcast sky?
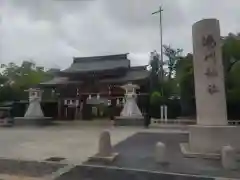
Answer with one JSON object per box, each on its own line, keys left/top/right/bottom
{"left": 0, "top": 0, "right": 240, "bottom": 69}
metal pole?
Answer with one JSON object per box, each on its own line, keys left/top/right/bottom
{"left": 152, "top": 6, "right": 164, "bottom": 82}
{"left": 152, "top": 6, "right": 164, "bottom": 101}
{"left": 159, "top": 6, "right": 164, "bottom": 81}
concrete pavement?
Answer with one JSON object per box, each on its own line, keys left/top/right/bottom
{"left": 0, "top": 125, "right": 187, "bottom": 165}
{"left": 0, "top": 124, "right": 237, "bottom": 179}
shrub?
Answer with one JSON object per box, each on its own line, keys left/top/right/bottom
{"left": 150, "top": 91, "right": 163, "bottom": 105}
{"left": 149, "top": 91, "right": 181, "bottom": 119}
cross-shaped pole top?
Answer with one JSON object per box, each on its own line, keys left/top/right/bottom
{"left": 152, "top": 6, "right": 163, "bottom": 15}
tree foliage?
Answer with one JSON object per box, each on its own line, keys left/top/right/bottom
{"left": 149, "top": 47, "right": 183, "bottom": 104}
{"left": 175, "top": 53, "right": 195, "bottom": 116}
{"left": 174, "top": 33, "right": 240, "bottom": 117}
{"left": 223, "top": 35, "right": 240, "bottom": 66}
{"left": 163, "top": 45, "right": 183, "bottom": 79}
{"left": 1, "top": 32, "right": 240, "bottom": 118}
{"left": 149, "top": 51, "right": 160, "bottom": 91}
{"left": 0, "top": 61, "right": 52, "bottom": 101}
{"left": 150, "top": 91, "right": 162, "bottom": 105}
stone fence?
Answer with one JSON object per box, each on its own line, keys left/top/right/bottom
{"left": 151, "top": 118, "right": 240, "bottom": 126}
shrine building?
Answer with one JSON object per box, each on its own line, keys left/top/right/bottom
{"left": 39, "top": 53, "right": 150, "bottom": 120}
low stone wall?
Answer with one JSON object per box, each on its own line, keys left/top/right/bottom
{"left": 114, "top": 116, "right": 144, "bottom": 126}
{"left": 13, "top": 117, "right": 53, "bottom": 126}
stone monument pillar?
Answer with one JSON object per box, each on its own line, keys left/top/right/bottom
{"left": 181, "top": 19, "right": 240, "bottom": 156}
{"left": 192, "top": 19, "right": 227, "bottom": 126}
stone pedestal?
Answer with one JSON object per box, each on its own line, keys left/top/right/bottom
{"left": 98, "top": 130, "right": 113, "bottom": 157}
{"left": 155, "top": 142, "right": 167, "bottom": 163}
{"left": 189, "top": 126, "right": 240, "bottom": 154}
{"left": 89, "top": 130, "right": 119, "bottom": 162}
{"left": 221, "top": 145, "right": 238, "bottom": 170}
{"left": 180, "top": 19, "right": 240, "bottom": 158}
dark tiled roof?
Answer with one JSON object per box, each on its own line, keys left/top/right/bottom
{"left": 47, "top": 68, "right": 61, "bottom": 74}
{"left": 40, "top": 66, "right": 149, "bottom": 86}
{"left": 63, "top": 54, "right": 130, "bottom": 73}
{"left": 40, "top": 77, "right": 82, "bottom": 86}
{"left": 40, "top": 77, "right": 68, "bottom": 85}
{"left": 100, "top": 66, "right": 150, "bottom": 83}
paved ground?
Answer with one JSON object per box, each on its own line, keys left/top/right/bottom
{"left": 0, "top": 127, "right": 131, "bottom": 164}
{"left": 0, "top": 124, "right": 186, "bottom": 165}
{"left": 85, "top": 132, "right": 240, "bottom": 179}
{"left": 56, "top": 165, "right": 213, "bottom": 180}
{"left": 0, "top": 123, "right": 238, "bottom": 179}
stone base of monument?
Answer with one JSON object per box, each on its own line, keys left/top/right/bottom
{"left": 88, "top": 152, "right": 119, "bottom": 163}
{"left": 14, "top": 117, "right": 53, "bottom": 126}
{"left": 180, "top": 125, "right": 240, "bottom": 159}
{"left": 114, "top": 116, "right": 144, "bottom": 126}
{"left": 180, "top": 143, "right": 221, "bottom": 159}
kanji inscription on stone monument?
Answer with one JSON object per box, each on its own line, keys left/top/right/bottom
{"left": 202, "top": 34, "right": 216, "bottom": 49}
{"left": 208, "top": 84, "right": 219, "bottom": 94}
{"left": 204, "top": 52, "right": 216, "bottom": 62}
{"left": 204, "top": 67, "right": 218, "bottom": 77}
{"left": 202, "top": 34, "right": 217, "bottom": 63}
{"left": 202, "top": 34, "right": 219, "bottom": 95}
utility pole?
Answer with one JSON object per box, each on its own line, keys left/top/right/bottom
{"left": 152, "top": 6, "right": 164, "bottom": 82}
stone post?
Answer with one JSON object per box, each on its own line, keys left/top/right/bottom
{"left": 98, "top": 130, "right": 112, "bottom": 157}
{"left": 89, "top": 130, "right": 119, "bottom": 162}
{"left": 221, "top": 145, "right": 237, "bottom": 170}
{"left": 192, "top": 19, "right": 227, "bottom": 126}
{"left": 155, "top": 142, "right": 167, "bottom": 163}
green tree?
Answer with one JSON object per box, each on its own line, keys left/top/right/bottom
{"left": 175, "top": 53, "right": 195, "bottom": 116}
{"left": 149, "top": 51, "right": 160, "bottom": 91}
{"left": 228, "top": 61, "right": 240, "bottom": 88}
{"left": 149, "top": 91, "right": 164, "bottom": 118}
{"left": 155, "top": 32, "right": 240, "bottom": 118}
{"left": 222, "top": 33, "right": 240, "bottom": 89}
{"left": 150, "top": 91, "right": 162, "bottom": 105}
{"left": 226, "top": 61, "right": 240, "bottom": 103}
{"left": 163, "top": 45, "right": 183, "bottom": 79}
{"left": 0, "top": 61, "right": 52, "bottom": 101}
